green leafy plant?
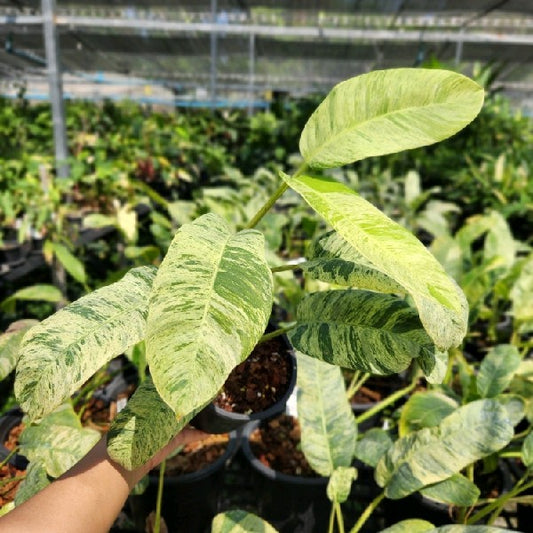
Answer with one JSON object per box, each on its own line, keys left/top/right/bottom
{"left": 12, "top": 68, "right": 483, "bottom": 499}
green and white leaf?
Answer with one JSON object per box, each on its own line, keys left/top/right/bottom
{"left": 51, "top": 242, "right": 87, "bottom": 284}
{"left": 146, "top": 213, "right": 273, "bottom": 417}
{"left": 416, "top": 348, "right": 449, "bottom": 385}
{"left": 376, "top": 399, "right": 513, "bottom": 499}
{"left": 296, "top": 352, "right": 357, "bottom": 476}
{"left": 281, "top": 172, "right": 468, "bottom": 351}
{"left": 14, "top": 266, "right": 156, "bottom": 421}
{"left": 477, "top": 344, "right": 521, "bottom": 398}
{"left": 399, "top": 391, "right": 459, "bottom": 437}
{"left": 0, "top": 319, "right": 38, "bottom": 380}
{"left": 379, "top": 519, "right": 435, "bottom": 533}
{"left": 327, "top": 466, "right": 357, "bottom": 504}
{"left": 305, "top": 231, "right": 403, "bottom": 293}
{"left": 355, "top": 428, "right": 393, "bottom": 467}
{"left": 19, "top": 405, "right": 100, "bottom": 478}
{"left": 299, "top": 68, "right": 483, "bottom": 169}
{"left": 14, "top": 461, "right": 50, "bottom": 506}
{"left": 427, "top": 526, "right": 510, "bottom": 533}
{"left": 419, "top": 474, "right": 480, "bottom": 506}
{"left": 107, "top": 377, "right": 202, "bottom": 470}
{"left": 289, "top": 290, "right": 436, "bottom": 374}
{"left": 496, "top": 394, "right": 525, "bottom": 426}
{"left": 522, "top": 430, "right": 533, "bottom": 469}
{"left": 511, "top": 253, "right": 533, "bottom": 323}
{"left": 211, "top": 510, "right": 278, "bottom": 533}
{"left": 483, "top": 211, "right": 516, "bottom": 269}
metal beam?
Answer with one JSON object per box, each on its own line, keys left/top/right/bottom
{"left": 41, "top": 0, "right": 68, "bottom": 178}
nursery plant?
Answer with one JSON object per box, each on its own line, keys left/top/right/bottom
{"left": 11, "top": 68, "right": 485, "bottom": 501}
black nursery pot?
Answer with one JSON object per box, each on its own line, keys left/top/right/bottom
{"left": 240, "top": 419, "right": 330, "bottom": 533}
{"left": 191, "top": 334, "right": 297, "bottom": 434}
{"left": 128, "top": 432, "right": 239, "bottom": 533}
{"left": 0, "top": 407, "right": 28, "bottom": 470}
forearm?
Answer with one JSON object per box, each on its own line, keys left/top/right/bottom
{"left": 0, "top": 437, "right": 142, "bottom": 533}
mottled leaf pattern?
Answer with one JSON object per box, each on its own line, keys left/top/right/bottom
{"left": 510, "top": 253, "right": 533, "bottom": 322}
{"left": 296, "top": 352, "right": 357, "bottom": 476}
{"left": 376, "top": 399, "right": 513, "bottom": 499}
{"left": 146, "top": 213, "right": 273, "bottom": 417}
{"left": 14, "top": 461, "right": 50, "bottom": 506}
{"left": 107, "top": 377, "right": 200, "bottom": 470}
{"left": 379, "top": 520, "right": 435, "bottom": 533}
{"left": 522, "top": 431, "right": 533, "bottom": 468}
{"left": 0, "top": 319, "right": 38, "bottom": 380}
{"left": 327, "top": 466, "right": 357, "bottom": 504}
{"left": 419, "top": 474, "right": 480, "bottom": 506}
{"left": 477, "top": 344, "right": 521, "bottom": 398}
{"left": 281, "top": 172, "right": 468, "bottom": 351}
{"left": 417, "top": 348, "right": 449, "bottom": 385}
{"left": 19, "top": 404, "right": 100, "bottom": 478}
{"left": 355, "top": 428, "right": 393, "bottom": 467}
{"left": 14, "top": 266, "right": 156, "bottom": 420}
{"left": 211, "top": 510, "right": 278, "bottom": 533}
{"left": 305, "top": 231, "right": 403, "bottom": 293}
{"left": 428, "top": 527, "right": 510, "bottom": 533}
{"left": 496, "top": 394, "right": 525, "bottom": 427}
{"left": 399, "top": 391, "right": 459, "bottom": 437}
{"left": 289, "top": 290, "right": 436, "bottom": 374}
{"left": 299, "top": 68, "right": 483, "bottom": 169}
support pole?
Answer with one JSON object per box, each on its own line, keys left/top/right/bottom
{"left": 210, "top": 0, "right": 218, "bottom": 107}
{"left": 248, "top": 33, "right": 255, "bottom": 116}
{"left": 42, "top": 0, "right": 69, "bottom": 178}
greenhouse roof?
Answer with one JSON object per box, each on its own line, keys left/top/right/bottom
{"left": 1, "top": 1, "right": 533, "bottom": 109}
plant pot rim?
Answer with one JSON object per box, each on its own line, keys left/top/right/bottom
{"left": 191, "top": 340, "right": 297, "bottom": 434}
{"left": 148, "top": 430, "right": 239, "bottom": 485}
{"left": 240, "top": 419, "right": 328, "bottom": 486}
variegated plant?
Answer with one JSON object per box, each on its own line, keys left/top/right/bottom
{"left": 13, "top": 68, "right": 483, "bottom": 473}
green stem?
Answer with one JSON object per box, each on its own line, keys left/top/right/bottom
{"left": 246, "top": 181, "right": 289, "bottom": 229}
{"left": 335, "top": 501, "right": 345, "bottom": 533}
{"left": 467, "top": 476, "right": 533, "bottom": 525}
{"left": 512, "top": 426, "right": 532, "bottom": 441}
{"left": 0, "top": 447, "right": 18, "bottom": 469}
{"left": 346, "top": 372, "right": 370, "bottom": 402}
{"left": 154, "top": 459, "right": 166, "bottom": 533}
{"left": 349, "top": 490, "right": 385, "bottom": 533}
{"left": 0, "top": 474, "right": 26, "bottom": 489}
{"left": 355, "top": 381, "right": 416, "bottom": 425}
{"left": 328, "top": 502, "right": 336, "bottom": 533}
{"left": 259, "top": 323, "right": 297, "bottom": 343}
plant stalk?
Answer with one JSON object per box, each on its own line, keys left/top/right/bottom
{"left": 346, "top": 372, "right": 370, "bottom": 402}
{"left": 246, "top": 181, "right": 289, "bottom": 229}
{"left": 154, "top": 459, "right": 166, "bottom": 533}
{"left": 335, "top": 501, "right": 345, "bottom": 533}
{"left": 271, "top": 261, "right": 308, "bottom": 273}
{"left": 355, "top": 381, "right": 416, "bottom": 425}
{"left": 259, "top": 323, "right": 297, "bottom": 343}
{"left": 349, "top": 490, "right": 385, "bottom": 533}
{"left": 328, "top": 502, "right": 336, "bottom": 533}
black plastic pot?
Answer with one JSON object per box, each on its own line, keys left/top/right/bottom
{"left": 240, "top": 419, "right": 330, "bottom": 533}
{"left": 191, "top": 335, "right": 297, "bottom": 434}
{"left": 0, "top": 407, "right": 28, "bottom": 470}
{"left": 128, "top": 432, "right": 239, "bottom": 533}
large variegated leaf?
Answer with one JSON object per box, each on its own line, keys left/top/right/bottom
{"left": 376, "top": 399, "right": 513, "bottom": 499}
{"left": 296, "top": 352, "right": 357, "bottom": 476}
{"left": 19, "top": 404, "right": 100, "bottom": 478}
{"left": 510, "top": 253, "right": 533, "bottom": 323}
{"left": 281, "top": 172, "right": 468, "bottom": 351}
{"left": 0, "top": 319, "right": 38, "bottom": 380}
{"left": 305, "top": 231, "right": 403, "bottom": 293}
{"left": 416, "top": 348, "right": 449, "bottom": 385}
{"left": 428, "top": 527, "right": 510, "bottom": 533}
{"left": 145, "top": 213, "right": 273, "bottom": 418}
{"left": 289, "top": 290, "right": 436, "bottom": 374}
{"left": 299, "top": 68, "right": 483, "bottom": 169}
{"left": 477, "top": 344, "right": 521, "bottom": 398}
{"left": 327, "top": 466, "right": 357, "bottom": 504}
{"left": 14, "top": 461, "right": 50, "bottom": 506}
{"left": 107, "top": 377, "right": 199, "bottom": 470}
{"left": 398, "top": 391, "right": 459, "bottom": 437}
{"left": 419, "top": 474, "right": 480, "bottom": 506}
{"left": 211, "top": 510, "right": 278, "bottom": 533}
{"left": 379, "top": 520, "right": 435, "bottom": 533}
{"left": 14, "top": 266, "right": 156, "bottom": 420}
{"left": 496, "top": 394, "right": 525, "bottom": 427}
